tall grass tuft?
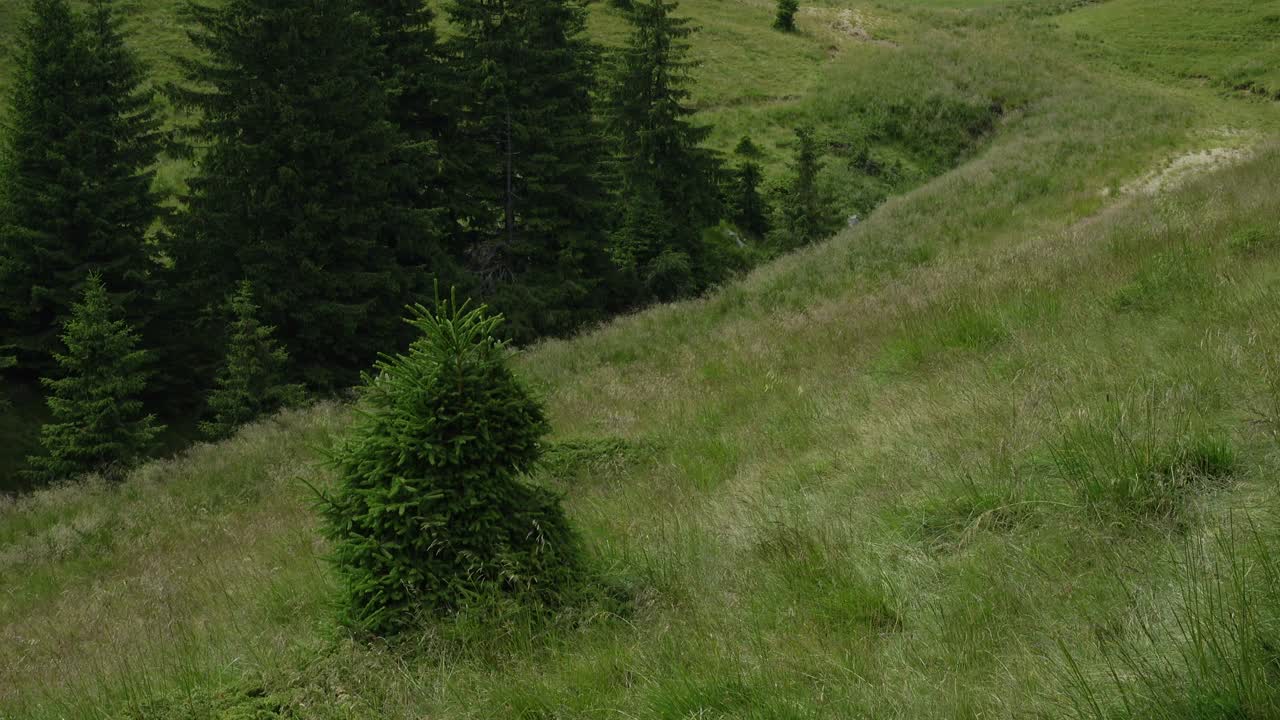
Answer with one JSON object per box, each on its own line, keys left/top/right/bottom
{"left": 1063, "top": 519, "right": 1280, "bottom": 719}
{"left": 1049, "top": 388, "right": 1235, "bottom": 521}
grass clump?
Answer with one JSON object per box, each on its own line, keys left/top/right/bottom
{"left": 1228, "top": 225, "right": 1279, "bottom": 257}
{"left": 1049, "top": 393, "right": 1236, "bottom": 521}
{"left": 1109, "top": 247, "right": 1209, "bottom": 314}
{"left": 878, "top": 299, "right": 1010, "bottom": 371}
{"left": 903, "top": 470, "right": 1040, "bottom": 552}
{"left": 1063, "top": 522, "right": 1280, "bottom": 719}
{"left": 320, "top": 298, "right": 582, "bottom": 636}
{"left": 540, "top": 436, "right": 655, "bottom": 487}
{"left": 126, "top": 682, "right": 295, "bottom": 719}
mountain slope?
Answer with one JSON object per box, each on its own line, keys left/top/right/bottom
{"left": 3, "top": 1, "right": 1280, "bottom": 718}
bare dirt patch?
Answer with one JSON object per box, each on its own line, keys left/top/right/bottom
{"left": 1121, "top": 146, "right": 1252, "bottom": 196}
{"left": 831, "top": 8, "right": 898, "bottom": 47}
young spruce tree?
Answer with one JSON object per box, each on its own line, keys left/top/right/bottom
{"left": 773, "top": 126, "right": 837, "bottom": 250}
{"left": 608, "top": 0, "right": 724, "bottom": 300}
{"left": 0, "top": 0, "right": 162, "bottom": 372}
{"left": 322, "top": 297, "right": 580, "bottom": 634}
{"left": 774, "top": 0, "right": 799, "bottom": 32}
{"left": 28, "top": 274, "right": 163, "bottom": 481}
{"left": 731, "top": 136, "right": 769, "bottom": 238}
{"left": 200, "top": 281, "right": 304, "bottom": 441}
{"left": 170, "top": 0, "right": 432, "bottom": 389}
{"left": 447, "top": 0, "right": 613, "bottom": 340}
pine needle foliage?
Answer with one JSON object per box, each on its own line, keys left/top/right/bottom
{"left": 360, "top": 0, "right": 461, "bottom": 307}
{"left": 0, "top": 0, "right": 162, "bottom": 372}
{"left": 447, "top": 0, "right": 613, "bottom": 341}
{"left": 27, "top": 274, "right": 163, "bottom": 482}
{"left": 731, "top": 136, "right": 770, "bottom": 238}
{"left": 772, "top": 125, "right": 838, "bottom": 250}
{"left": 170, "top": 0, "right": 430, "bottom": 390}
{"left": 774, "top": 0, "right": 799, "bottom": 32}
{"left": 200, "top": 281, "right": 304, "bottom": 441}
{"left": 321, "top": 296, "right": 581, "bottom": 635}
{"left": 607, "top": 0, "right": 724, "bottom": 300}
{"left": 0, "top": 355, "right": 14, "bottom": 409}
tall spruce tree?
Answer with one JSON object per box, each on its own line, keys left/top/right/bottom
{"left": 360, "top": 0, "right": 462, "bottom": 297}
{"left": 0, "top": 0, "right": 162, "bottom": 374}
{"left": 0, "top": 355, "right": 15, "bottom": 409}
{"left": 607, "top": 0, "right": 723, "bottom": 300}
{"left": 169, "top": 0, "right": 433, "bottom": 389}
{"left": 200, "top": 281, "right": 304, "bottom": 440}
{"left": 773, "top": 125, "right": 837, "bottom": 250}
{"left": 27, "top": 274, "right": 163, "bottom": 482}
{"left": 447, "top": 0, "right": 613, "bottom": 340}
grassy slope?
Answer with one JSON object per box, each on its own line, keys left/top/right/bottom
{"left": 4, "top": 1, "right": 1280, "bottom": 718}
{"left": 1058, "top": 0, "right": 1280, "bottom": 98}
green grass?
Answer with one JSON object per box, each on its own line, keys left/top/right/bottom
{"left": 4, "top": 0, "right": 1280, "bottom": 717}
{"left": 1058, "top": 0, "right": 1280, "bottom": 98}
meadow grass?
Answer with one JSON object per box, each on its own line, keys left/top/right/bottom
{"left": 3, "top": 0, "right": 1280, "bottom": 717}
{"left": 1058, "top": 0, "right": 1280, "bottom": 98}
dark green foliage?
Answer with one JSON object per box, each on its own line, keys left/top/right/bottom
{"left": 360, "top": 0, "right": 462, "bottom": 302}
{"left": 447, "top": 0, "right": 613, "bottom": 341}
{"left": 363, "top": 0, "right": 450, "bottom": 147}
{"left": 169, "top": 0, "right": 435, "bottom": 390}
{"left": 0, "top": 355, "right": 14, "bottom": 409}
{"left": 0, "top": 0, "right": 163, "bottom": 373}
{"left": 321, "top": 297, "right": 581, "bottom": 634}
{"left": 607, "top": 0, "right": 725, "bottom": 301}
{"left": 771, "top": 126, "right": 838, "bottom": 250}
{"left": 27, "top": 274, "right": 163, "bottom": 482}
{"left": 730, "top": 137, "right": 770, "bottom": 238}
{"left": 774, "top": 0, "right": 799, "bottom": 32}
{"left": 200, "top": 281, "right": 304, "bottom": 441}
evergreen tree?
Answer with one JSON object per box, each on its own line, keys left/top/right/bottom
{"left": 447, "top": 0, "right": 613, "bottom": 341}
{"left": 169, "top": 0, "right": 433, "bottom": 389}
{"left": 731, "top": 136, "right": 769, "bottom": 238}
{"left": 607, "top": 0, "right": 724, "bottom": 300}
{"left": 200, "top": 281, "right": 305, "bottom": 441}
{"left": 0, "top": 0, "right": 162, "bottom": 373}
{"left": 359, "top": 0, "right": 462, "bottom": 297}
{"left": 27, "top": 274, "right": 163, "bottom": 481}
{"left": 774, "top": 0, "right": 799, "bottom": 32}
{"left": 363, "top": 0, "right": 450, "bottom": 145}
{"left": 321, "top": 297, "right": 581, "bottom": 634}
{"left": 0, "top": 355, "right": 15, "bottom": 409}
{"left": 772, "top": 126, "right": 837, "bottom": 250}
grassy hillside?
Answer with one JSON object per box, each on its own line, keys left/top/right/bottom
{"left": 4, "top": 0, "right": 1280, "bottom": 718}
{"left": 1058, "top": 0, "right": 1280, "bottom": 98}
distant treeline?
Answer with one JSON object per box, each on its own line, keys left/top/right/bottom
{"left": 0, "top": 0, "right": 841, "bottom": 483}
